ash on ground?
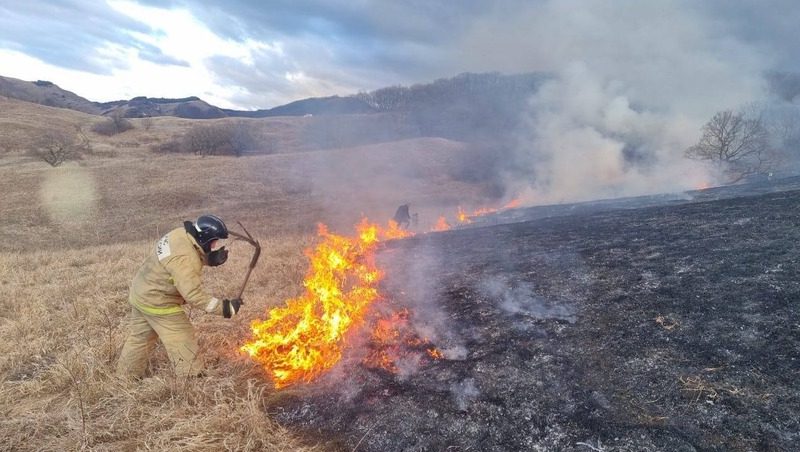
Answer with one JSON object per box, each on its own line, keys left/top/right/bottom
{"left": 271, "top": 180, "right": 800, "bottom": 452}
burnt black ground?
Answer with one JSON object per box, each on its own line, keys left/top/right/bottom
{"left": 272, "top": 180, "right": 800, "bottom": 452}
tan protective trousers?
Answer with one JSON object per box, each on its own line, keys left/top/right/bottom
{"left": 116, "top": 307, "right": 204, "bottom": 378}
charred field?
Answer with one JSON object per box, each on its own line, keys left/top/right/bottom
{"left": 271, "top": 181, "right": 800, "bottom": 452}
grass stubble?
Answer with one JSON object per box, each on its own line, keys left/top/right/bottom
{"left": 0, "top": 99, "right": 493, "bottom": 451}
{"left": 0, "top": 238, "right": 327, "bottom": 452}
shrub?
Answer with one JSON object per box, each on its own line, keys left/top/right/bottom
{"left": 91, "top": 111, "right": 134, "bottom": 136}
{"left": 155, "top": 121, "right": 259, "bottom": 156}
{"left": 29, "top": 129, "right": 83, "bottom": 166}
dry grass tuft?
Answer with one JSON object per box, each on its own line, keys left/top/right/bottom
{"left": 654, "top": 315, "right": 679, "bottom": 331}
{"left": 678, "top": 374, "right": 747, "bottom": 405}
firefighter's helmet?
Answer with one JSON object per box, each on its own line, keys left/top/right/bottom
{"left": 194, "top": 214, "right": 229, "bottom": 253}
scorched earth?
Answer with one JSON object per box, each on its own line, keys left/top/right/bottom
{"left": 266, "top": 179, "right": 800, "bottom": 452}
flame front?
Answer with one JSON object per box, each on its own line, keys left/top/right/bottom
{"left": 454, "top": 198, "right": 521, "bottom": 225}
{"left": 241, "top": 219, "right": 409, "bottom": 388}
{"left": 242, "top": 199, "right": 521, "bottom": 388}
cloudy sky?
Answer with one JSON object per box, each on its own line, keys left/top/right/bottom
{"left": 0, "top": 0, "right": 798, "bottom": 110}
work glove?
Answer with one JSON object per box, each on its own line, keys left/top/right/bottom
{"left": 222, "top": 298, "right": 243, "bottom": 318}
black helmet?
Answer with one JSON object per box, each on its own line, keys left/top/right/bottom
{"left": 193, "top": 214, "right": 229, "bottom": 253}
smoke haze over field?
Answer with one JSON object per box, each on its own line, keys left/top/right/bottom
{"left": 3, "top": 1, "right": 800, "bottom": 203}
{"left": 456, "top": 0, "right": 772, "bottom": 203}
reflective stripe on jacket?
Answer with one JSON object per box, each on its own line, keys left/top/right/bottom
{"left": 129, "top": 227, "right": 217, "bottom": 315}
{"left": 128, "top": 294, "right": 185, "bottom": 315}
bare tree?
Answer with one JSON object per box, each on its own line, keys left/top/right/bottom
{"left": 31, "top": 130, "right": 80, "bottom": 166}
{"left": 229, "top": 121, "right": 258, "bottom": 155}
{"left": 686, "top": 110, "right": 774, "bottom": 183}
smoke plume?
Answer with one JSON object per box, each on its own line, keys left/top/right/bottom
{"left": 458, "top": 0, "right": 770, "bottom": 203}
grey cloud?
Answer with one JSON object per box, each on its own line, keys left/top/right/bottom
{"left": 148, "top": 0, "right": 800, "bottom": 80}
{"left": 136, "top": 43, "right": 190, "bottom": 67}
{"left": 139, "top": 0, "right": 492, "bottom": 88}
{"left": 206, "top": 53, "right": 299, "bottom": 109}
{"left": 2, "top": 0, "right": 800, "bottom": 111}
{"left": 205, "top": 32, "right": 441, "bottom": 108}
{"left": 148, "top": 0, "right": 800, "bottom": 108}
{"left": 0, "top": 0, "right": 152, "bottom": 73}
{"left": 167, "top": 0, "right": 488, "bottom": 44}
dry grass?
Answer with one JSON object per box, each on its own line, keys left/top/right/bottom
{"left": 678, "top": 374, "right": 748, "bottom": 405}
{"left": 0, "top": 98, "right": 498, "bottom": 450}
{"left": 0, "top": 239, "right": 323, "bottom": 451}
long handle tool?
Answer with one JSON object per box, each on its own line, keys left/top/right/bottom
{"left": 228, "top": 221, "right": 261, "bottom": 300}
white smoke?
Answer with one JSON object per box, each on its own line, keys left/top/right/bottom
{"left": 478, "top": 275, "right": 575, "bottom": 323}
{"left": 439, "top": 345, "right": 468, "bottom": 361}
{"left": 450, "top": 378, "right": 480, "bottom": 412}
{"left": 457, "top": 0, "right": 769, "bottom": 203}
{"left": 378, "top": 244, "right": 467, "bottom": 351}
{"left": 512, "top": 62, "right": 715, "bottom": 204}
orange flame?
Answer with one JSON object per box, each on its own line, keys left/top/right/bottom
{"left": 242, "top": 219, "right": 405, "bottom": 388}
{"left": 427, "top": 348, "right": 444, "bottom": 359}
{"left": 384, "top": 219, "right": 413, "bottom": 240}
{"left": 362, "top": 308, "right": 442, "bottom": 373}
{"left": 433, "top": 216, "right": 451, "bottom": 231}
{"left": 457, "top": 207, "right": 472, "bottom": 224}
{"left": 453, "top": 198, "right": 521, "bottom": 225}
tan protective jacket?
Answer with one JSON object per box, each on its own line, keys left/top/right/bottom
{"left": 129, "top": 226, "right": 222, "bottom": 316}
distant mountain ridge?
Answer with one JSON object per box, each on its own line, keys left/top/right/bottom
{"left": 0, "top": 76, "right": 236, "bottom": 119}
{"left": 5, "top": 71, "right": 799, "bottom": 123}
{"left": 0, "top": 72, "right": 547, "bottom": 123}
{"left": 99, "top": 95, "right": 228, "bottom": 119}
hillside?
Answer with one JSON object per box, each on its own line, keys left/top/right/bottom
{"left": 0, "top": 72, "right": 546, "bottom": 144}
{"left": 99, "top": 96, "right": 228, "bottom": 119}
{"left": 0, "top": 110, "right": 494, "bottom": 253}
{"left": 224, "top": 95, "right": 375, "bottom": 118}
{"left": 0, "top": 76, "right": 101, "bottom": 114}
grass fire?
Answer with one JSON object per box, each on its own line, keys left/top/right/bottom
{"left": 240, "top": 197, "right": 522, "bottom": 388}
{"left": 241, "top": 218, "right": 413, "bottom": 388}
{"left": 3, "top": 2, "right": 800, "bottom": 448}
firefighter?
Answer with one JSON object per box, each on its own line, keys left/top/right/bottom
{"left": 117, "top": 214, "right": 242, "bottom": 379}
{"left": 393, "top": 204, "right": 411, "bottom": 229}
